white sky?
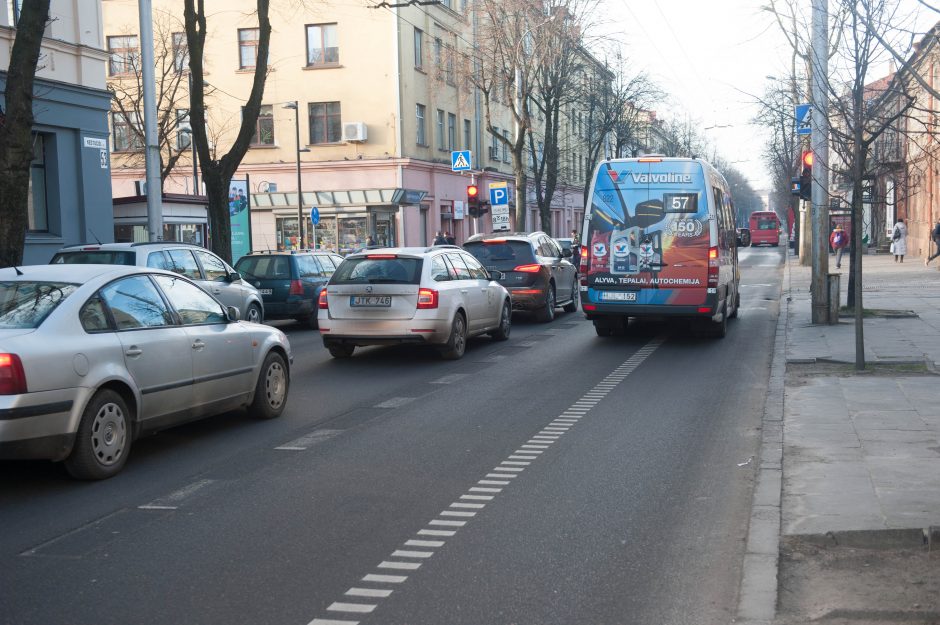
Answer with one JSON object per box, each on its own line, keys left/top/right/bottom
{"left": 596, "top": 0, "right": 938, "bottom": 196}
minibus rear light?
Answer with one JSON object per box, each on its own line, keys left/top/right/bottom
{"left": 638, "top": 157, "right": 662, "bottom": 162}
{"left": 698, "top": 307, "right": 712, "bottom": 314}
{"left": 367, "top": 254, "right": 397, "bottom": 259}
{"left": 583, "top": 304, "right": 597, "bottom": 311}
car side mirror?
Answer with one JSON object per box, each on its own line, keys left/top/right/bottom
{"left": 561, "top": 248, "right": 572, "bottom": 257}
{"left": 226, "top": 306, "right": 240, "bottom": 322}
{"left": 227, "top": 271, "right": 241, "bottom": 282}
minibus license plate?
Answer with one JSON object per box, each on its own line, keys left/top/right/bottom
{"left": 601, "top": 291, "right": 637, "bottom": 302}
{"left": 351, "top": 296, "right": 392, "bottom": 307}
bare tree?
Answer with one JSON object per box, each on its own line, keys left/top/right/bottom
{"left": 0, "top": 0, "right": 51, "bottom": 267}
{"left": 184, "top": 0, "right": 271, "bottom": 263}
{"left": 754, "top": 79, "right": 801, "bottom": 238}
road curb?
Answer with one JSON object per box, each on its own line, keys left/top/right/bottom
{"left": 782, "top": 528, "right": 929, "bottom": 550}
{"left": 734, "top": 257, "right": 788, "bottom": 624}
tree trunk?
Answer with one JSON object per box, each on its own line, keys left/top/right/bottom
{"left": 202, "top": 171, "right": 231, "bottom": 264}
{"left": 513, "top": 158, "right": 528, "bottom": 232}
{"left": 0, "top": 0, "right": 51, "bottom": 267}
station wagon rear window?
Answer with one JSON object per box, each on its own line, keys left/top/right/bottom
{"left": 51, "top": 251, "right": 136, "bottom": 266}
{"left": 0, "top": 281, "right": 78, "bottom": 328}
{"left": 463, "top": 241, "right": 535, "bottom": 270}
{"left": 330, "top": 257, "right": 422, "bottom": 285}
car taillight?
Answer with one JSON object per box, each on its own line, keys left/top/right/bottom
{"left": 579, "top": 254, "right": 588, "bottom": 285}
{"left": 417, "top": 288, "right": 439, "bottom": 309}
{"left": 0, "top": 353, "right": 27, "bottom": 395}
{"left": 707, "top": 246, "right": 719, "bottom": 287}
{"left": 289, "top": 279, "right": 304, "bottom": 296}
{"left": 318, "top": 290, "right": 329, "bottom": 309}
{"left": 513, "top": 264, "right": 541, "bottom": 273}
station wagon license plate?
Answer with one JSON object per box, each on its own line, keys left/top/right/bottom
{"left": 601, "top": 291, "right": 637, "bottom": 302}
{"left": 350, "top": 296, "right": 392, "bottom": 307}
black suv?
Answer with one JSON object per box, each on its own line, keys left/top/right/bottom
{"left": 234, "top": 250, "right": 344, "bottom": 328}
{"left": 463, "top": 232, "right": 578, "bottom": 322}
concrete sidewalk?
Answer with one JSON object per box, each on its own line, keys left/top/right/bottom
{"left": 736, "top": 251, "right": 940, "bottom": 625}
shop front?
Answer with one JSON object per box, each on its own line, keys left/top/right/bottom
{"left": 112, "top": 194, "right": 209, "bottom": 245}
{"left": 251, "top": 188, "right": 426, "bottom": 254}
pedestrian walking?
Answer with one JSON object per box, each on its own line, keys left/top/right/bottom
{"left": 925, "top": 217, "right": 940, "bottom": 266}
{"left": 890, "top": 218, "right": 907, "bottom": 262}
{"left": 829, "top": 224, "right": 848, "bottom": 269}
{"left": 445, "top": 231, "right": 456, "bottom": 245}
{"left": 432, "top": 231, "right": 447, "bottom": 245}
{"left": 570, "top": 230, "right": 581, "bottom": 270}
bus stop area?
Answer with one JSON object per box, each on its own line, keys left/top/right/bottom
{"left": 737, "top": 251, "right": 940, "bottom": 625}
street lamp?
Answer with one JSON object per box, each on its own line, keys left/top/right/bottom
{"left": 283, "top": 101, "right": 311, "bottom": 249}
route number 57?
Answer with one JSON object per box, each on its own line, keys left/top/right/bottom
{"left": 664, "top": 193, "right": 697, "bottom": 213}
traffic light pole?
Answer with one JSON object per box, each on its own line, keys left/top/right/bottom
{"left": 810, "top": 0, "right": 830, "bottom": 324}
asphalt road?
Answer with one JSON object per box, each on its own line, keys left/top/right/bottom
{"left": 0, "top": 245, "right": 784, "bottom": 625}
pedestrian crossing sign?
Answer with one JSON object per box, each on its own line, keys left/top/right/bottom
{"left": 795, "top": 104, "right": 812, "bottom": 136}
{"left": 451, "top": 150, "right": 472, "bottom": 172}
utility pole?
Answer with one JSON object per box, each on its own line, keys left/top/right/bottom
{"left": 810, "top": 0, "right": 830, "bottom": 324}
{"left": 138, "top": 0, "right": 163, "bottom": 241}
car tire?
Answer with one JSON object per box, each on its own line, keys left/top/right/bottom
{"left": 440, "top": 312, "right": 467, "bottom": 360}
{"left": 536, "top": 283, "right": 556, "bottom": 323}
{"left": 489, "top": 301, "right": 511, "bottom": 341}
{"left": 248, "top": 351, "right": 289, "bottom": 419}
{"left": 64, "top": 389, "right": 132, "bottom": 480}
{"left": 245, "top": 303, "right": 263, "bottom": 324}
{"left": 708, "top": 302, "right": 728, "bottom": 338}
{"left": 563, "top": 279, "right": 579, "bottom": 313}
{"left": 328, "top": 344, "right": 355, "bottom": 359}
{"left": 729, "top": 290, "right": 740, "bottom": 319}
{"left": 299, "top": 311, "right": 319, "bottom": 330}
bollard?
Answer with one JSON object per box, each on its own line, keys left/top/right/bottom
{"left": 827, "top": 273, "right": 840, "bottom": 324}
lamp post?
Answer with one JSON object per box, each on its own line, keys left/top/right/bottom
{"left": 283, "top": 101, "right": 310, "bottom": 249}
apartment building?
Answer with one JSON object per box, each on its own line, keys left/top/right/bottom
{"left": 1, "top": 0, "right": 112, "bottom": 264}
{"left": 103, "top": 0, "right": 533, "bottom": 254}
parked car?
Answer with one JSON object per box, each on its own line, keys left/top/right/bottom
{"left": 234, "top": 250, "right": 344, "bottom": 328}
{"left": 736, "top": 228, "right": 751, "bottom": 247}
{"left": 463, "top": 232, "right": 578, "bottom": 322}
{"left": 318, "top": 246, "right": 511, "bottom": 359}
{"left": 0, "top": 264, "right": 291, "bottom": 479}
{"left": 51, "top": 242, "right": 265, "bottom": 324}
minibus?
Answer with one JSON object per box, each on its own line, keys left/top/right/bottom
{"left": 748, "top": 211, "right": 782, "bottom": 246}
{"left": 579, "top": 157, "right": 740, "bottom": 337}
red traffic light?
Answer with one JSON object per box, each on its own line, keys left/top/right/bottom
{"left": 467, "top": 185, "right": 479, "bottom": 199}
{"left": 802, "top": 150, "right": 814, "bottom": 168}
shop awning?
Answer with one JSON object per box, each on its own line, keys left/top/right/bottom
{"left": 251, "top": 188, "right": 427, "bottom": 209}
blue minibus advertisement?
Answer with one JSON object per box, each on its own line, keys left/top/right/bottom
{"left": 586, "top": 159, "right": 710, "bottom": 305}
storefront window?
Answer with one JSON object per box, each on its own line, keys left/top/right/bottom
{"left": 337, "top": 216, "right": 367, "bottom": 254}
{"left": 310, "top": 215, "right": 337, "bottom": 251}
{"left": 277, "top": 217, "right": 301, "bottom": 250}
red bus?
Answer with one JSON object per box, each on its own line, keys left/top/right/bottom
{"left": 748, "top": 211, "right": 781, "bottom": 247}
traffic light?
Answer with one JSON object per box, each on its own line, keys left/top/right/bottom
{"left": 799, "top": 150, "right": 813, "bottom": 201}
{"left": 467, "top": 184, "right": 480, "bottom": 217}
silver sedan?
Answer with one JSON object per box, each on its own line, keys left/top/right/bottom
{"left": 0, "top": 264, "right": 291, "bottom": 479}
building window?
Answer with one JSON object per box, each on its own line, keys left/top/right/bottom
{"left": 463, "top": 119, "right": 471, "bottom": 150}
{"left": 433, "top": 37, "right": 443, "bottom": 78}
{"left": 444, "top": 44, "right": 455, "bottom": 85}
{"left": 247, "top": 104, "right": 275, "bottom": 145}
{"left": 107, "top": 35, "right": 139, "bottom": 76}
{"left": 112, "top": 111, "right": 142, "bottom": 151}
{"left": 27, "top": 135, "right": 48, "bottom": 232}
{"left": 308, "top": 102, "right": 341, "bottom": 144}
{"left": 491, "top": 128, "right": 499, "bottom": 161}
{"left": 306, "top": 23, "right": 339, "bottom": 66}
{"left": 172, "top": 32, "right": 188, "bottom": 72}
{"left": 177, "top": 109, "right": 191, "bottom": 149}
{"left": 436, "top": 109, "right": 445, "bottom": 150}
{"left": 414, "top": 28, "right": 423, "bottom": 69}
{"left": 12, "top": 0, "right": 21, "bottom": 25}
{"left": 503, "top": 129, "right": 511, "bottom": 163}
{"left": 447, "top": 113, "right": 456, "bottom": 151}
{"left": 238, "top": 28, "right": 259, "bottom": 69}
{"left": 416, "top": 103, "right": 427, "bottom": 145}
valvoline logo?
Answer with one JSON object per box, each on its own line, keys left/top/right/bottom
{"left": 612, "top": 239, "right": 629, "bottom": 257}
{"left": 593, "top": 242, "right": 608, "bottom": 257}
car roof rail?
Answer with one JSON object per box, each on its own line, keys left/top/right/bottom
{"left": 428, "top": 244, "right": 461, "bottom": 250}
{"left": 129, "top": 240, "right": 203, "bottom": 247}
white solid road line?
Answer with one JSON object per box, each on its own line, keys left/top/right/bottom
{"left": 309, "top": 619, "right": 360, "bottom": 625}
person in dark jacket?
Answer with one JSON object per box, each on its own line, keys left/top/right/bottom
{"left": 432, "top": 231, "right": 447, "bottom": 245}
{"left": 445, "top": 231, "right": 456, "bottom": 245}
{"left": 926, "top": 217, "right": 940, "bottom": 266}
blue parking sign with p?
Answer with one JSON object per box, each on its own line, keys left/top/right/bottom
{"left": 489, "top": 185, "right": 508, "bottom": 206}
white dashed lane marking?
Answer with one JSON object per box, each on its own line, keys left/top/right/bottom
{"left": 303, "top": 336, "right": 665, "bottom": 625}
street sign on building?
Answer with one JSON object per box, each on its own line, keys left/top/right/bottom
{"left": 451, "top": 150, "right": 472, "bottom": 172}
{"left": 795, "top": 104, "right": 812, "bottom": 136}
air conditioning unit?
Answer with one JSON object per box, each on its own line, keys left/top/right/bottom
{"left": 342, "top": 122, "right": 368, "bottom": 142}
{"left": 134, "top": 180, "right": 147, "bottom": 195}
{"left": 488, "top": 146, "right": 500, "bottom": 160}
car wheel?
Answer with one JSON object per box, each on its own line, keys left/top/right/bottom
{"left": 489, "top": 301, "right": 511, "bottom": 341}
{"left": 440, "top": 312, "right": 467, "bottom": 360}
{"left": 536, "top": 283, "right": 556, "bottom": 323}
{"left": 708, "top": 302, "right": 728, "bottom": 338}
{"left": 248, "top": 351, "right": 289, "bottom": 419}
{"left": 328, "top": 344, "right": 355, "bottom": 359}
{"left": 299, "top": 311, "right": 318, "bottom": 330}
{"left": 728, "top": 290, "right": 740, "bottom": 319}
{"left": 245, "top": 303, "right": 263, "bottom": 324}
{"left": 563, "top": 279, "right": 579, "bottom": 313}
{"left": 64, "top": 389, "right": 132, "bottom": 480}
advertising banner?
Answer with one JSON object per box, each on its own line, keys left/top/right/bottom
{"left": 229, "top": 179, "right": 250, "bottom": 262}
